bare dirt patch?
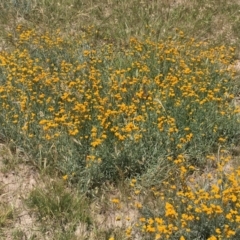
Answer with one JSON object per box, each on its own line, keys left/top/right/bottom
{"left": 0, "top": 144, "right": 41, "bottom": 239}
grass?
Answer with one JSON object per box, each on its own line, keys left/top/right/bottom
{"left": 0, "top": 0, "right": 240, "bottom": 239}
{"left": 27, "top": 180, "right": 91, "bottom": 239}
{"left": 0, "top": 196, "right": 14, "bottom": 229}
{"left": 0, "top": 181, "right": 15, "bottom": 237}
{"left": 0, "top": 0, "right": 240, "bottom": 48}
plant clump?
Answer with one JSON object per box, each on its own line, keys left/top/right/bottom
{"left": 125, "top": 151, "right": 240, "bottom": 239}
{"left": 0, "top": 26, "right": 239, "bottom": 190}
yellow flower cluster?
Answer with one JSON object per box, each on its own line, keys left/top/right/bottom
{"left": 0, "top": 26, "right": 238, "bottom": 185}
{"left": 136, "top": 153, "right": 240, "bottom": 239}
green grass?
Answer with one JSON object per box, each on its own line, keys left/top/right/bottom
{"left": 0, "top": 0, "right": 240, "bottom": 239}
{"left": 0, "top": 0, "right": 240, "bottom": 47}
{"left": 27, "top": 180, "right": 91, "bottom": 239}
{"left": 0, "top": 201, "right": 14, "bottom": 229}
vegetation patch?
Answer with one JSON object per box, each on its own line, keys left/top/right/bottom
{"left": 0, "top": 0, "right": 240, "bottom": 239}
{"left": 27, "top": 180, "right": 91, "bottom": 239}
{"left": 0, "top": 27, "right": 239, "bottom": 191}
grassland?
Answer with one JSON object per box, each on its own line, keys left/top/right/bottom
{"left": 0, "top": 0, "right": 240, "bottom": 239}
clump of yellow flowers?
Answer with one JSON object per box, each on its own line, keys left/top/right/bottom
{"left": 130, "top": 151, "right": 240, "bottom": 239}
{"left": 0, "top": 25, "right": 239, "bottom": 193}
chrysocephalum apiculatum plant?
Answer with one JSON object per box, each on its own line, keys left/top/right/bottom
{"left": 0, "top": 26, "right": 239, "bottom": 190}
{"left": 122, "top": 151, "right": 240, "bottom": 240}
